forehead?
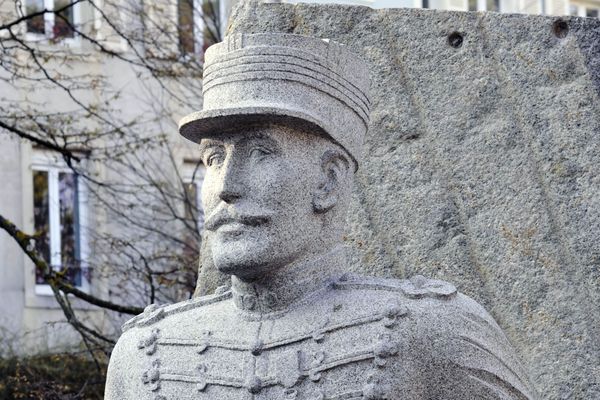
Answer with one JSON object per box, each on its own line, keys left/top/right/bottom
{"left": 198, "top": 123, "right": 327, "bottom": 148}
{"left": 199, "top": 129, "right": 277, "bottom": 148}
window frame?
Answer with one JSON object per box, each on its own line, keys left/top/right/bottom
{"left": 177, "top": 0, "right": 203, "bottom": 58}
{"left": 586, "top": 7, "right": 600, "bottom": 18}
{"left": 30, "top": 155, "right": 90, "bottom": 297}
{"left": 23, "top": 0, "right": 82, "bottom": 46}
{"left": 471, "top": 0, "right": 501, "bottom": 12}
{"left": 181, "top": 160, "right": 205, "bottom": 234}
{"left": 177, "top": 0, "right": 224, "bottom": 59}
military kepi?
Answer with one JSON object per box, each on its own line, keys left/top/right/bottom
{"left": 178, "top": 33, "right": 371, "bottom": 169}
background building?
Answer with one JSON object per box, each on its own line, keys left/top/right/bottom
{"left": 0, "top": 0, "right": 232, "bottom": 355}
{"left": 0, "top": 0, "right": 598, "bottom": 357}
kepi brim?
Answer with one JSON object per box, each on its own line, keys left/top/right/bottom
{"left": 179, "top": 106, "right": 331, "bottom": 145}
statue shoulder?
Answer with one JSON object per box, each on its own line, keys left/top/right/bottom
{"left": 107, "top": 286, "right": 233, "bottom": 398}
{"left": 334, "top": 274, "right": 536, "bottom": 399}
{"left": 334, "top": 273, "right": 458, "bottom": 301}
{"left": 121, "top": 287, "right": 232, "bottom": 333}
{"left": 333, "top": 273, "right": 499, "bottom": 333}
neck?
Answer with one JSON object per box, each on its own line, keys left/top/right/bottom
{"left": 230, "top": 245, "right": 347, "bottom": 314}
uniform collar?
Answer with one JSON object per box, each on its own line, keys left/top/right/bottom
{"left": 230, "top": 245, "right": 347, "bottom": 314}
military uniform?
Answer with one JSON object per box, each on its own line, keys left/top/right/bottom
{"left": 105, "top": 273, "right": 536, "bottom": 399}
{"left": 106, "top": 33, "right": 536, "bottom": 400}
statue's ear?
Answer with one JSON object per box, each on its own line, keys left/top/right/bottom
{"left": 312, "top": 149, "right": 351, "bottom": 213}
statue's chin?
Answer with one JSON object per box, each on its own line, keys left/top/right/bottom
{"left": 212, "top": 248, "right": 266, "bottom": 281}
{"left": 210, "top": 234, "right": 306, "bottom": 281}
{"left": 212, "top": 246, "right": 297, "bottom": 282}
{"left": 215, "top": 260, "right": 253, "bottom": 278}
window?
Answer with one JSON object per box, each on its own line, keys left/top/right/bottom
{"left": 32, "top": 159, "right": 89, "bottom": 295}
{"left": 25, "top": 0, "right": 45, "bottom": 34}
{"left": 182, "top": 161, "right": 205, "bottom": 234}
{"left": 181, "top": 161, "right": 205, "bottom": 267}
{"left": 177, "top": 0, "right": 222, "bottom": 57}
{"left": 178, "top": 0, "right": 195, "bottom": 55}
{"left": 486, "top": 0, "right": 500, "bottom": 11}
{"left": 586, "top": 8, "right": 599, "bottom": 18}
{"left": 468, "top": 0, "right": 501, "bottom": 11}
{"left": 24, "top": 0, "right": 80, "bottom": 41}
{"left": 184, "top": 181, "right": 203, "bottom": 232}
{"left": 569, "top": 5, "right": 579, "bottom": 15}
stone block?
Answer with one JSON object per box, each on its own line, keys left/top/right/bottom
{"left": 218, "top": 2, "right": 600, "bottom": 398}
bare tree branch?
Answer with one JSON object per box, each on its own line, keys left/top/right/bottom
{"left": 0, "top": 213, "right": 144, "bottom": 315}
{"left": 0, "top": 0, "right": 85, "bottom": 31}
{"left": 0, "top": 119, "right": 81, "bottom": 162}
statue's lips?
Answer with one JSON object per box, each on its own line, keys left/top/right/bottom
{"left": 205, "top": 213, "right": 271, "bottom": 232}
{"left": 216, "top": 222, "right": 251, "bottom": 237}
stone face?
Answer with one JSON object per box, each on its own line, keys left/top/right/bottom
{"left": 219, "top": 3, "right": 600, "bottom": 399}
{"left": 106, "top": 31, "right": 537, "bottom": 399}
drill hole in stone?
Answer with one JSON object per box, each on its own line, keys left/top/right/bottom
{"left": 448, "top": 32, "right": 464, "bottom": 48}
{"left": 553, "top": 19, "right": 569, "bottom": 38}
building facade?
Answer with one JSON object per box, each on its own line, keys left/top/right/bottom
{"left": 0, "top": 0, "right": 598, "bottom": 356}
{"left": 0, "top": 0, "right": 230, "bottom": 355}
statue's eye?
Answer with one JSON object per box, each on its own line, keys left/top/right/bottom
{"left": 250, "top": 147, "right": 271, "bottom": 159}
{"left": 206, "top": 152, "right": 224, "bottom": 167}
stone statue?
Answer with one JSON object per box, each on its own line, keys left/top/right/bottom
{"left": 105, "top": 33, "right": 537, "bottom": 399}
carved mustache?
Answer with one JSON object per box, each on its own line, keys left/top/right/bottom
{"left": 204, "top": 208, "right": 273, "bottom": 232}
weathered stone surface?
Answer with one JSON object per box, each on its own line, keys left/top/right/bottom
{"left": 215, "top": 3, "right": 600, "bottom": 399}
{"left": 107, "top": 31, "right": 536, "bottom": 399}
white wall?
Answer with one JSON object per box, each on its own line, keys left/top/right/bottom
{"left": 0, "top": 135, "right": 26, "bottom": 356}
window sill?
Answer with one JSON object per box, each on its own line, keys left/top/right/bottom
{"left": 23, "top": 32, "right": 82, "bottom": 48}
{"left": 20, "top": 33, "right": 120, "bottom": 61}
{"left": 34, "top": 284, "right": 56, "bottom": 296}
{"left": 26, "top": 285, "right": 98, "bottom": 311}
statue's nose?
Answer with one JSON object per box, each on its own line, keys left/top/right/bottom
{"left": 218, "top": 189, "right": 241, "bottom": 204}
{"left": 216, "top": 156, "right": 244, "bottom": 204}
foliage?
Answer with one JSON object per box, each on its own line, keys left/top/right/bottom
{"left": 0, "top": 353, "right": 106, "bottom": 400}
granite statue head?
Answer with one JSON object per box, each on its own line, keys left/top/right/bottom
{"left": 179, "top": 33, "right": 370, "bottom": 282}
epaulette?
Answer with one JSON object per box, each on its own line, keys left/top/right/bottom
{"left": 333, "top": 274, "right": 457, "bottom": 300}
{"left": 121, "top": 288, "right": 232, "bottom": 332}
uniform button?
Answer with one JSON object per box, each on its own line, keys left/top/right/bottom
{"left": 251, "top": 340, "right": 263, "bottom": 356}
{"left": 245, "top": 375, "right": 262, "bottom": 393}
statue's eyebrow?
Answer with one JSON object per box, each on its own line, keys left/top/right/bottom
{"left": 198, "top": 140, "right": 223, "bottom": 155}
{"left": 235, "top": 133, "right": 280, "bottom": 150}
{"left": 198, "top": 133, "right": 280, "bottom": 154}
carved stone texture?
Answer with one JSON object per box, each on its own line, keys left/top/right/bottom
{"left": 106, "top": 29, "right": 539, "bottom": 399}
{"left": 107, "top": 267, "right": 537, "bottom": 399}
{"left": 216, "top": 3, "right": 600, "bottom": 399}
